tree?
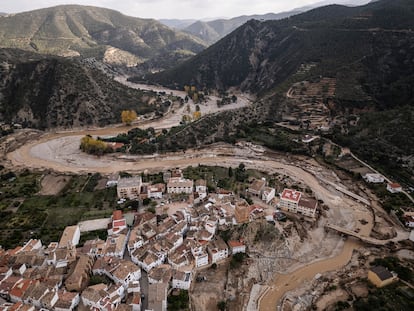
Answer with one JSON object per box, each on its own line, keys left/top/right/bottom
{"left": 121, "top": 110, "right": 137, "bottom": 125}
{"left": 193, "top": 111, "right": 201, "bottom": 120}
{"left": 182, "top": 115, "right": 191, "bottom": 124}
{"left": 193, "top": 92, "right": 199, "bottom": 103}
{"left": 80, "top": 135, "right": 110, "bottom": 155}
{"left": 217, "top": 301, "right": 226, "bottom": 311}
{"left": 235, "top": 163, "right": 248, "bottom": 182}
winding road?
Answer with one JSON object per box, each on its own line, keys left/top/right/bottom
{"left": 4, "top": 81, "right": 405, "bottom": 310}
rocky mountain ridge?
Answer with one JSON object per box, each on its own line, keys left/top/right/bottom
{"left": 0, "top": 5, "right": 206, "bottom": 70}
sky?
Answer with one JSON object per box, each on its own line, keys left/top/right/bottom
{"left": 1, "top": 0, "right": 371, "bottom": 19}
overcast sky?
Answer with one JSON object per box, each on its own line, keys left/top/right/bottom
{"left": 1, "top": 0, "right": 371, "bottom": 19}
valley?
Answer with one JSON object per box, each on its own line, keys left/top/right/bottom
{"left": 0, "top": 1, "right": 414, "bottom": 311}
{"left": 2, "top": 79, "right": 413, "bottom": 310}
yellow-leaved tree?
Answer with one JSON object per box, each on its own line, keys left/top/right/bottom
{"left": 192, "top": 111, "right": 201, "bottom": 120}
{"left": 121, "top": 110, "right": 137, "bottom": 125}
{"left": 80, "top": 135, "right": 109, "bottom": 155}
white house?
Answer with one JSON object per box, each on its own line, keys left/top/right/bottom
{"left": 261, "top": 187, "right": 275, "bottom": 204}
{"left": 227, "top": 240, "right": 246, "bottom": 254}
{"left": 404, "top": 215, "right": 414, "bottom": 228}
{"left": 111, "top": 260, "right": 141, "bottom": 288}
{"left": 135, "top": 251, "right": 166, "bottom": 272}
{"left": 127, "top": 232, "right": 145, "bottom": 254}
{"left": 279, "top": 189, "right": 318, "bottom": 218}
{"left": 108, "top": 210, "right": 127, "bottom": 236}
{"left": 190, "top": 243, "right": 209, "bottom": 268}
{"left": 248, "top": 179, "right": 266, "bottom": 197}
{"left": 58, "top": 225, "right": 80, "bottom": 248}
{"left": 103, "top": 232, "right": 128, "bottom": 258}
{"left": 81, "top": 285, "right": 112, "bottom": 311}
{"left": 39, "top": 290, "right": 59, "bottom": 310}
{"left": 167, "top": 177, "right": 194, "bottom": 194}
{"left": 54, "top": 291, "right": 80, "bottom": 311}
{"left": 172, "top": 270, "right": 192, "bottom": 290}
{"left": 19, "top": 239, "right": 42, "bottom": 253}
{"left": 297, "top": 198, "right": 318, "bottom": 218}
{"left": 204, "top": 217, "right": 217, "bottom": 235}
{"left": 387, "top": 183, "right": 402, "bottom": 193}
{"left": 26, "top": 284, "right": 50, "bottom": 309}
{"left": 117, "top": 176, "right": 142, "bottom": 199}
{"left": 279, "top": 189, "right": 301, "bottom": 211}
{"left": 106, "top": 284, "right": 125, "bottom": 304}
{"left": 148, "top": 183, "right": 165, "bottom": 199}
{"left": 195, "top": 179, "right": 207, "bottom": 193}
{"left": 363, "top": 173, "right": 385, "bottom": 183}
{"left": 208, "top": 237, "right": 229, "bottom": 264}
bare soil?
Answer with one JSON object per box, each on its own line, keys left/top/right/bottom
{"left": 192, "top": 264, "right": 228, "bottom": 311}
{"left": 38, "top": 174, "right": 70, "bottom": 195}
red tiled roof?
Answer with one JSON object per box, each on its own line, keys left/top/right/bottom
{"left": 131, "top": 292, "right": 141, "bottom": 305}
{"left": 113, "top": 210, "right": 123, "bottom": 221}
{"left": 10, "top": 279, "right": 34, "bottom": 299}
{"left": 9, "top": 302, "right": 23, "bottom": 311}
{"left": 7, "top": 247, "right": 22, "bottom": 256}
{"left": 281, "top": 189, "right": 302, "bottom": 203}
{"left": 388, "top": 183, "right": 401, "bottom": 189}
{"left": 228, "top": 240, "right": 245, "bottom": 248}
{"left": 113, "top": 219, "right": 126, "bottom": 228}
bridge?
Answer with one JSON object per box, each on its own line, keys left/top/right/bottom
{"left": 325, "top": 223, "right": 396, "bottom": 246}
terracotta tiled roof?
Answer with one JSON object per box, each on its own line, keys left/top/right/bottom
{"left": 281, "top": 189, "right": 302, "bottom": 203}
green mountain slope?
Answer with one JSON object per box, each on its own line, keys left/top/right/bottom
{"left": 148, "top": 0, "right": 414, "bottom": 103}
{"left": 143, "top": 0, "right": 414, "bottom": 184}
{"left": 180, "top": 1, "right": 371, "bottom": 44}
{"left": 182, "top": 12, "right": 302, "bottom": 44}
{"left": 0, "top": 49, "right": 160, "bottom": 129}
{"left": 0, "top": 5, "right": 206, "bottom": 68}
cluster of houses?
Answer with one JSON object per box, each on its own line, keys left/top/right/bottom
{"left": 0, "top": 168, "right": 322, "bottom": 311}
{"left": 363, "top": 173, "right": 403, "bottom": 193}
{"left": 362, "top": 173, "right": 414, "bottom": 229}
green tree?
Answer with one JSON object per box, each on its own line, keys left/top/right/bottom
{"left": 228, "top": 167, "right": 233, "bottom": 178}
{"left": 217, "top": 300, "right": 226, "bottom": 311}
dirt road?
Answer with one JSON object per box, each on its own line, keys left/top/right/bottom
{"left": 4, "top": 87, "right": 376, "bottom": 311}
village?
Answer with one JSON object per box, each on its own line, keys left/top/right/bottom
{"left": 1, "top": 157, "right": 412, "bottom": 311}
{"left": 1, "top": 135, "right": 414, "bottom": 311}
{"left": 0, "top": 164, "right": 327, "bottom": 311}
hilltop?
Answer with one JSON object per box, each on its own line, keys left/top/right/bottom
{"left": 0, "top": 49, "right": 164, "bottom": 129}
{"left": 0, "top": 5, "right": 206, "bottom": 69}
{"left": 181, "top": 11, "right": 302, "bottom": 44}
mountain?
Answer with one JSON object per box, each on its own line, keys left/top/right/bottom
{"left": 143, "top": 0, "right": 414, "bottom": 184}
{"left": 0, "top": 49, "right": 162, "bottom": 129}
{"left": 147, "top": 0, "right": 414, "bottom": 96}
{"left": 182, "top": 11, "right": 303, "bottom": 44}
{"left": 159, "top": 19, "right": 197, "bottom": 30}
{"left": 0, "top": 5, "right": 206, "bottom": 69}
{"left": 180, "top": 1, "right": 371, "bottom": 44}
